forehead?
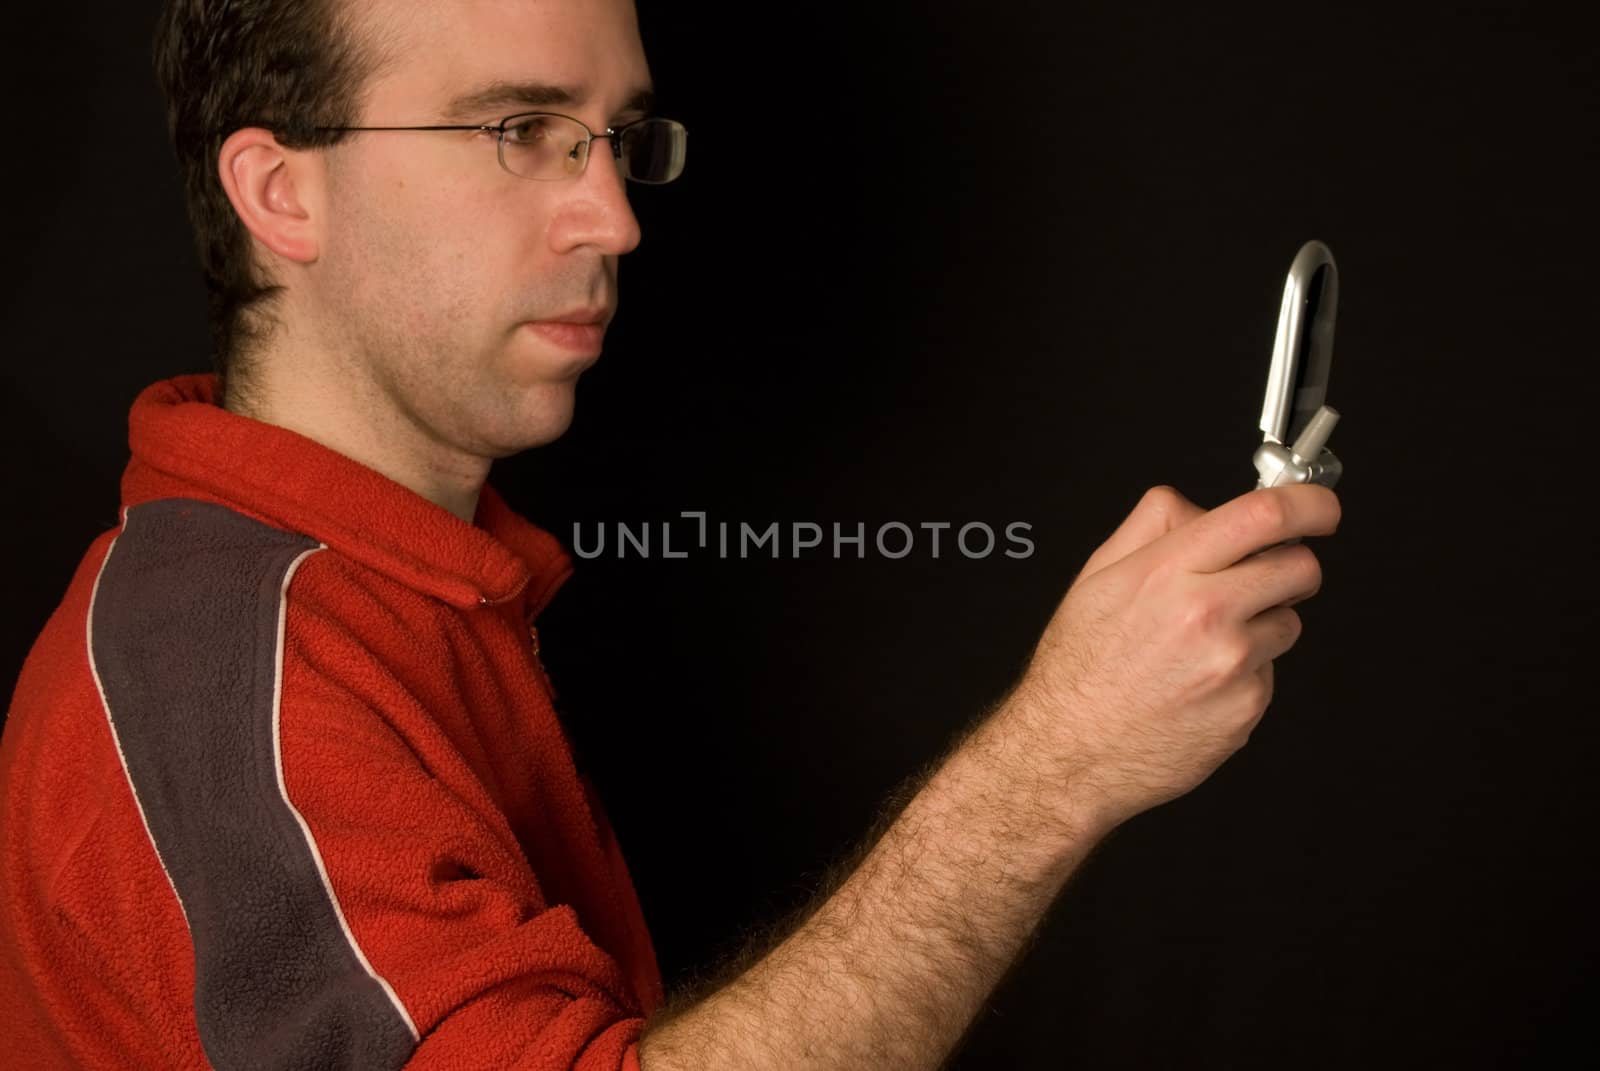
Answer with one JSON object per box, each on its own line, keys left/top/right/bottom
{"left": 355, "top": 0, "right": 652, "bottom": 118}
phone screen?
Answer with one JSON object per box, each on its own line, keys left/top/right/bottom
{"left": 1285, "top": 264, "right": 1335, "bottom": 446}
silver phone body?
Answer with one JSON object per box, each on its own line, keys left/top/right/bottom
{"left": 1253, "top": 240, "right": 1343, "bottom": 489}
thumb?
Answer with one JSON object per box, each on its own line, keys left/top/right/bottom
{"left": 1077, "top": 485, "right": 1204, "bottom": 580}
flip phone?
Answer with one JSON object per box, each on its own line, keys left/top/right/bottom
{"left": 1252, "top": 240, "right": 1343, "bottom": 490}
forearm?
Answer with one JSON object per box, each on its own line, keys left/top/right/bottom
{"left": 637, "top": 482, "right": 1339, "bottom": 1067}
{"left": 637, "top": 701, "right": 1107, "bottom": 1070}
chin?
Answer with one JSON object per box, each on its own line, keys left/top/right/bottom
{"left": 478, "top": 382, "right": 580, "bottom": 456}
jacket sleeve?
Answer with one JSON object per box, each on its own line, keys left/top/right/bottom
{"left": 256, "top": 586, "right": 650, "bottom": 1070}
{"left": 280, "top": 693, "right": 646, "bottom": 1069}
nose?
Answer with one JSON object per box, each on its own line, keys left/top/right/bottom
{"left": 545, "top": 139, "right": 642, "bottom": 257}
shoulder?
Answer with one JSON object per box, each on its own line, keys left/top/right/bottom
{"left": 90, "top": 499, "right": 320, "bottom": 711}
{"left": 98, "top": 497, "right": 455, "bottom": 668}
{"left": 97, "top": 498, "right": 320, "bottom": 633}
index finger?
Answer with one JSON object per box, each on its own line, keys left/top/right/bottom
{"left": 1165, "top": 485, "right": 1341, "bottom": 573}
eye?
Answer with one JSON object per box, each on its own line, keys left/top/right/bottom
{"left": 503, "top": 115, "right": 556, "bottom": 146}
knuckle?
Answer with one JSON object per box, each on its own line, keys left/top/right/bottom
{"left": 1145, "top": 554, "right": 1183, "bottom": 591}
{"left": 1246, "top": 491, "right": 1288, "bottom": 533}
{"left": 1177, "top": 591, "right": 1225, "bottom": 636}
{"left": 1280, "top": 608, "right": 1304, "bottom": 645}
{"left": 1246, "top": 669, "right": 1274, "bottom": 714}
{"left": 1141, "top": 485, "right": 1181, "bottom": 518}
{"left": 1287, "top": 544, "right": 1322, "bottom": 587}
{"left": 1207, "top": 636, "right": 1253, "bottom": 683}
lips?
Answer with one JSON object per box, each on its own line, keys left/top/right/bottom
{"left": 525, "top": 306, "right": 611, "bottom": 355}
{"left": 540, "top": 306, "right": 609, "bottom": 326}
{"left": 527, "top": 321, "right": 604, "bottom": 351}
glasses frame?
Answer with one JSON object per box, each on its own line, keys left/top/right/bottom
{"left": 311, "top": 111, "right": 686, "bottom": 184}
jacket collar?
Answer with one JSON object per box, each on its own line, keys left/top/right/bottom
{"left": 122, "top": 374, "right": 572, "bottom": 615}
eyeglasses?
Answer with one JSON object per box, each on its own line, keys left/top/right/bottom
{"left": 312, "top": 112, "right": 688, "bottom": 184}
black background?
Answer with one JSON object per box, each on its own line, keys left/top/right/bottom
{"left": 4, "top": 2, "right": 1596, "bottom": 1066}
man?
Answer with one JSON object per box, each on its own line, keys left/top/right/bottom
{"left": 0, "top": 0, "right": 1339, "bottom": 1067}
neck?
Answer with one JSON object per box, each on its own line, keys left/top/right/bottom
{"left": 225, "top": 342, "right": 490, "bottom": 525}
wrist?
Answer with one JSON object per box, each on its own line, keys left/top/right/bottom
{"left": 988, "top": 679, "right": 1123, "bottom": 848}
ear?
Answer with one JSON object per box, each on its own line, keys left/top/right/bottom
{"left": 216, "top": 127, "right": 321, "bottom": 264}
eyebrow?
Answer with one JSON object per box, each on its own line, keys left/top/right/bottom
{"left": 439, "top": 81, "right": 656, "bottom": 123}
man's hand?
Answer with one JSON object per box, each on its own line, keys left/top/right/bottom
{"left": 1008, "top": 483, "right": 1341, "bottom": 834}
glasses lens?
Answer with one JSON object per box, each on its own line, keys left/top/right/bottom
{"left": 619, "top": 118, "right": 688, "bottom": 184}
{"left": 498, "top": 114, "right": 687, "bottom": 183}
{"left": 499, "top": 114, "right": 589, "bottom": 180}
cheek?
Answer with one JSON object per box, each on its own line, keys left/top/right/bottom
{"left": 339, "top": 195, "right": 490, "bottom": 322}
{"left": 323, "top": 151, "right": 546, "bottom": 336}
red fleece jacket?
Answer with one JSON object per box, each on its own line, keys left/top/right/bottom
{"left": 0, "top": 375, "right": 663, "bottom": 1069}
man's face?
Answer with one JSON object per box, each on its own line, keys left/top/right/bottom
{"left": 303, "top": 0, "right": 652, "bottom": 458}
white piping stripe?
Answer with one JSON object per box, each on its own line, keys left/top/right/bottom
{"left": 271, "top": 545, "right": 420, "bottom": 1042}
{"left": 87, "top": 509, "right": 193, "bottom": 930}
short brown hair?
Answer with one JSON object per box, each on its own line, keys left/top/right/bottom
{"left": 152, "top": 0, "right": 383, "bottom": 398}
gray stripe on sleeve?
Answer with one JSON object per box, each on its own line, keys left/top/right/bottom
{"left": 90, "top": 498, "right": 417, "bottom": 1071}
